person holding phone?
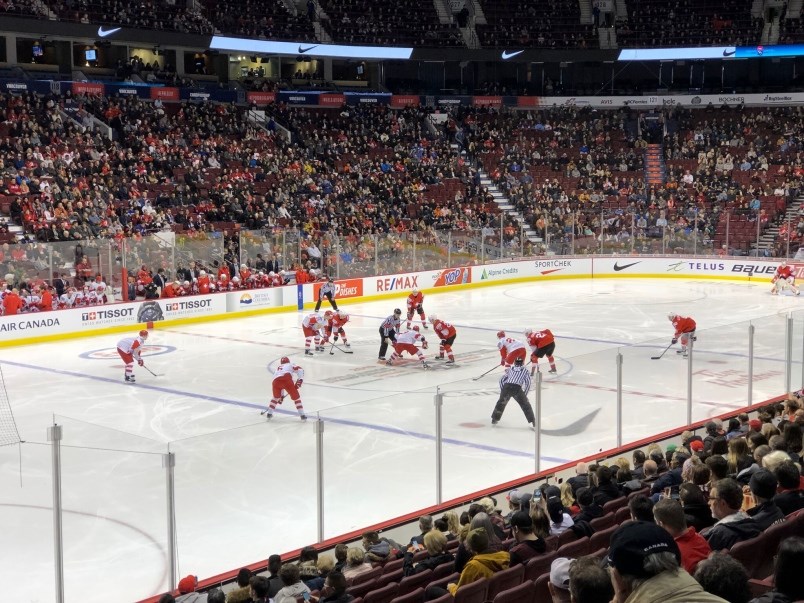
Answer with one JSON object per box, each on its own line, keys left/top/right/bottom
{"left": 273, "top": 564, "right": 311, "bottom": 603}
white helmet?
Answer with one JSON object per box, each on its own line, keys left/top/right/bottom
{"left": 269, "top": 271, "right": 276, "bottom": 276}
{"left": 412, "top": 288, "right": 419, "bottom": 295}
{"left": 429, "top": 314, "right": 437, "bottom": 323}
{"left": 781, "top": 261, "right": 788, "bottom": 268}
{"left": 524, "top": 328, "right": 533, "bottom": 336}
{"left": 668, "top": 313, "right": 678, "bottom": 320}
{"left": 200, "top": 270, "right": 206, "bottom": 276}
{"left": 183, "top": 280, "right": 190, "bottom": 286}
{"left": 337, "top": 310, "right": 347, "bottom": 318}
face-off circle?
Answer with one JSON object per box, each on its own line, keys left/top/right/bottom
{"left": 80, "top": 345, "right": 177, "bottom": 360}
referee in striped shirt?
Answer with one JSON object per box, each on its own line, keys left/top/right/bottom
{"left": 491, "top": 357, "right": 536, "bottom": 428}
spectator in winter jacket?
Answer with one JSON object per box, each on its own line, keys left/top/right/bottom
{"left": 306, "top": 555, "right": 335, "bottom": 591}
{"left": 342, "top": 548, "right": 372, "bottom": 583}
{"left": 508, "top": 511, "right": 546, "bottom": 566}
{"left": 298, "top": 546, "right": 320, "bottom": 583}
{"left": 748, "top": 536, "right": 804, "bottom": 603}
{"left": 362, "top": 531, "right": 392, "bottom": 564}
{"left": 407, "top": 516, "right": 433, "bottom": 551}
{"left": 628, "top": 495, "right": 655, "bottom": 523}
{"left": 444, "top": 528, "right": 509, "bottom": 596}
{"left": 694, "top": 554, "right": 749, "bottom": 603}
{"left": 679, "top": 483, "right": 716, "bottom": 533}
{"left": 573, "top": 487, "right": 604, "bottom": 524}
{"left": 333, "top": 544, "right": 348, "bottom": 573}
{"left": 249, "top": 576, "right": 272, "bottom": 603}
{"left": 402, "top": 528, "right": 454, "bottom": 576}
{"left": 653, "top": 498, "right": 711, "bottom": 574}
{"left": 746, "top": 470, "right": 785, "bottom": 530}
{"left": 266, "top": 555, "right": 284, "bottom": 598}
{"left": 701, "top": 478, "right": 761, "bottom": 552}
{"left": 316, "top": 571, "right": 353, "bottom": 603}
{"left": 568, "top": 461, "right": 590, "bottom": 497}
{"left": 772, "top": 461, "right": 804, "bottom": 515}
{"left": 273, "top": 563, "right": 311, "bottom": 603}
{"left": 592, "top": 466, "right": 622, "bottom": 506}
{"left": 607, "top": 522, "right": 727, "bottom": 603}
{"left": 176, "top": 575, "right": 205, "bottom": 603}
{"left": 226, "top": 568, "right": 253, "bottom": 603}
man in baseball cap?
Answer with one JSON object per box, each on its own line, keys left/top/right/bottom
{"left": 607, "top": 522, "right": 727, "bottom": 602}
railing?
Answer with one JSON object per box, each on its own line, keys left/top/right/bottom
{"left": 3, "top": 215, "right": 798, "bottom": 298}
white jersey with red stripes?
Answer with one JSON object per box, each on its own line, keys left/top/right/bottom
{"left": 498, "top": 336, "right": 526, "bottom": 354}
{"left": 302, "top": 312, "right": 326, "bottom": 331}
{"left": 396, "top": 330, "right": 426, "bottom": 346}
{"left": 273, "top": 361, "right": 304, "bottom": 381}
{"left": 118, "top": 336, "right": 145, "bottom": 355}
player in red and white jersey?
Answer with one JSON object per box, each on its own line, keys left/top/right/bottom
{"left": 668, "top": 313, "right": 697, "bottom": 357}
{"left": 497, "top": 331, "right": 527, "bottom": 367}
{"left": 180, "top": 280, "right": 193, "bottom": 296}
{"left": 197, "top": 270, "right": 211, "bottom": 294}
{"left": 231, "top": 276, "right": 242, "bottom": 290}
{"left": 525, "top": 328, "right": 557, "bottom": 375}
{"left": 59, "top": 287, "right": 79, "bottom": 309}
{"left": 386, "top": 326, "right": 430, "bottom": 369}
{"left": 324, "top": 310, "right": 351, "bottom": 348}
{"left": 772, "top": 261, "right": 800, "bottom": 296}
{"left": 85, "top": 288, "right": 103, "bottom": 305}
{"left": 215, "top": 273, "right": 233, "bottom": 292}
{"left": 302, "top": 312, "right": 327, "bottom": 355}
{"left": 117, "top": 329, "right": 148, "bottom": 383}
{"left": 21, "top": 289, "right": 41, "bottom": 312}
{"left": 406, "top": 288, "right": 428, "bottom": 330}
{"left": 264, "top": 356, "right": 307, "bottom": 421}
{"left": 268, "top": 271, "right": 284, "bottom": 287}
{"left": 429, "top": 314, "right": 457, "bottom": 364}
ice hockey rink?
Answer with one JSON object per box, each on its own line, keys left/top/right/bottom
{"left": 1, "top": 277, "right": 802, "bottom": 602}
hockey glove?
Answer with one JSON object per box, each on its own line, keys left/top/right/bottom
{"left": 440, "top": 339, "right": 448, "bottom": 346}
{"left": 671, "top": 338, "right": 678, "bottom": 345}
{"left": 422, "top": 340, "right": 429, "bottom": 349}
{"left": 334, "top": 335, "right": 339, "bottom": 342}
{"left": 296, "top": 380, "right": 303, "bottom": 389}
{"left": 531, "top": 353, "right": 538, "bottom": 363}
{"left": 138, "top": 359, "right": 144, "bottom": 366}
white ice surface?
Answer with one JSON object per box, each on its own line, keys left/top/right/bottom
{"left": 0, "top": 278, "right": 801, "bottom": 602}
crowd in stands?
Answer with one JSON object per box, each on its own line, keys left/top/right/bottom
{"left": 317, "top": 0, "right": 465, "bottom": 47}
{"left": 617, "top": 0, "right": 761, "bottom": 48}
{"left": 476, "top": 0, "right": 595, "bottom": 49}
{"left": 456, "top": 104, "right": 804, "bottom": 256}
{"left": 155, "top": 396, "right": 804, "bottom": 602}
{"left": 207, "top": 0, "right": 316, "bottom": 43}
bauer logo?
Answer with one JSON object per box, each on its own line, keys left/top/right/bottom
{"left": 432, "top": 267, "right": 471, "bottom": 287}
{"left": 731, "top": 264, "right": 776, "bottom": 275}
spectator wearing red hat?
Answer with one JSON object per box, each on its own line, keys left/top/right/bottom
{"left": 176, "top": 575, "right": 202, "bottom": 601}
{"left": 690, "top": 440, "right": 705, "bottom": 454}
{"left": 749, "top": 419, "right": 762, "bottom": 433}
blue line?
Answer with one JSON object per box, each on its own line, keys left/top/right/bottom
{"left": 0, "top": 359, "right": 569, "bottom": 465}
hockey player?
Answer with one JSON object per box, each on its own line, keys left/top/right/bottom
{"left": 386, "top": 325, "right": 430, "bottom": 369}
{"left": 406, "top": 288, "right": 427, "bottom": 330}
{"left": 772, "top": 261, "right": 800, "bottom": 296}
{"left": 379, "top": 308, "right": 403, "bottom": 360}
{"left": 324, "top": 309, "right": 351, "bottom": 348}
{"left": 429, "top": 314, "right": 457, "bottom": 364}
{"left": 264, "top": 356, "right": 306, "bottom": 421}
{"left": 162, "top": 280, "right": 180, "bottom": 298}
{"left": 315, "top": 276, "right": 339, "bottom": 312}
{"left": 525, "top": 328, "right": 557, "bottom": 375}
{"left": 669, "top": 313, "right": 697, "bottom": 357}
{"left": 497, "top": 331, "right": 527, "bottom": 367}
{"left": 268, "top": 271, "right": 284, "bottom": 287}
{"left": 59, "top": 287, "right": 79, "bottom": 309}
{"left": 491, "top": 357, "right": 535, "bottom": 429}
{"left": 117, "top": 329, "right": 148, "bottom": 383}
{"left": 197, "top": 270, "right": 211, "bottom": 294}
{"left": 302, "top": 311, "right": 327, "bottom": 355}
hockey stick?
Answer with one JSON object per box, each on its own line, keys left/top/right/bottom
{"left": 261, "top": 394, "right": 287, "bottom": 415}
{"left": 651, "top": 342, "right": 674, "bottom": 360}
{"left": 329, "top": 341, "right": 353, "bottom": 355}
{"left": 472, "top": 364, "right": 501, "bottom": 381}
{"left": 142, "top": 364, "right": 163, "bottom": 377}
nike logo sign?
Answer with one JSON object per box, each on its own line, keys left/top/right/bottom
{"left": 613, "top": 261, "right": 641, "bottom": 271}
{"left": 723, "top": 49, "right": 736, "bottom": 56}
{"left": 501, "top": 50, "right": 524, "bottom": 60}
{"left": 298, "top": 45, "right": 318, "bottom": 54}
{"left": 97, "top": 26, "right": 122, "bottom": 37}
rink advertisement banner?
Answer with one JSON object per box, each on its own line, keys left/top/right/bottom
{"left": 319, "top": 93, "right": 346, "bottom": 107}
{"left": 247, "top": 91, "right": 277, "bottom": 105}
{"left": 71, "top": 82, "right": 104, "bottom": 96}
{"left": 432, "top": 267, "right": 472, "bottom": 287}
{"left": 592, "top": 257, "right": 785, "bottom": 278}
{"left": 150, "top": 87, "right": 180, "bottom": 101}
{"left": 472, "top": 96, "right": 504, "bottom": 107}
{"left": 226, "top": 289, "right": 283, "bottom": 312}
{"left": 313, "top": 279, "right": 363, "bottom": 300}
{"left": 390, "top": 95, "right": 421, "bottom": 108}
{"left": 514, "top": 92, "right": 804, "bottom": 109}
{"left": 473, "top": 258, "right": 592, "bottom": 281}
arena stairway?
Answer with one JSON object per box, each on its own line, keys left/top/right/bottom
{"left": 478, "top": 170, "right": 542, "bottom": 244}
{"left": 753, "top": 197, "right": 803, "bottom": 256}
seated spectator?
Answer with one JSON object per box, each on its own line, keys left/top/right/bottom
{"left": 440, "top": 528, "right": 509, "bottom": 597}
{"left": 680, "top": 483, "right": 716, "bottom": 533}
{"left": 693, "top": 554, "right": 750, "bottom": 603}
{"left": 651, "top": 452, "right": 689, "bottom": 501}
{"left": 641, "top": 460, "right": 660, "bottom": 488}
{"left": 402, "top": 529, "right": 454, "bottom": 576}
{"left": 772, "top": 460, "right": 804, "bottom": 515}
{"left": 333, "top": 545, "right": 348, "bottom": 573}
{"left": 704, "top": 421, "right": 725, "bottom": 452}
{"left": 619, "top": 469, "right": 644, "bottom": 495}
{"left": 653, "top": 498, "right": 711, "bottom": 574}
{"left": 748, "top": 536, "right": 804, "bottom": 603}
{"left": 592, "top": 466, "right": 622, "bottom": 506}
{"left": 274, "top": 564, "right": 311, "bottom": 603}
{"left": 701, "top": 478, "right": 761, "bottom": 552}
{"left": 442, "top": 511, "right": 461, "bottom": 540}
{"left": 504, "top": 489, "right": 524, "bottom": 524}
{"left": 568, "top": 461, "right": 590, "bottom": 496}
{"left": 530, "top": 504, "right": 552, "bottom": 541}
{"left": 607, "top": 522, "right": 727, "bottom": 603}
{"left": 745, "top": 470, "right": 785, "bottom": 530}
{"left": 249, "top": 576, "right": 271, "bottom": 603}
{"left": 312, "top": 571, "right": 353, "bottom": 603}
{"left": 508, "top": 510, "right": 546, "bottom": 566}
{"left": 306, "top": 556, "right": 335, "bottom": 592}
{"left": 574, "top": 487, "right": 604, "bottom": 524}
{"left": 176, "top": 575, "right": 200, "bottom": 602}
{"left": 629, "top": 495, "right": 655, "bottom": 523}
{"left": 454, "top": 512, "right": 503, "bottom": 572}
{"left": 560, "top": 482, "right": 579, "bottom": 516}
{"left": 568, "top": 555, "right": 614, "bottom": 603}
{"left": 548, "top": 557, "right": 572, "bottom": 602}
{"left": 362, "top": 531, "right": 393, "bottom": 564}
{"left": 266, "top": 555, "right": 284, "bottom": 598}
{"left": 706, "top": 456, "right": 730, "bottom": 487}
{"left": 547, "top": 495, "right": 575, "bottom": 536}
{"left": 632, "top": 450, "right": 647, "bottom": 479}
{"left": 408, "top": 516, "right": 434, "bottom": 550}
{"left": 478, "top": 497, "right": 507, "bottom": 537}
{"left": 727, "top": 439, "right": 753, "bottom": 474}
{"left": 341, "top": 548, "right": 372, "bottom": 583}
{"left": 298, "top": 546, "right": 320, "bottom": 583}
{"left": 227, "top": 568, "right": 252, "bottom": 603}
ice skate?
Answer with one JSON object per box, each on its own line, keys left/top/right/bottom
{"left": 344, "top": 342, "right": 351, "bottom": 348}
{"left": 305, "top": 350, "right": 314, "bottom": 356}
{"left": 548, "top": 368, "right": 557, "bottom": 374}
{"left": 386, "top": 360, "right": 393, "bottom": 366}
{"left": 491, "top": 419, "right": 499, "bottom": 425}
{"left": 423, "top": 323, "right": 429, "bottom": 329}
{"left": 676, "top": 349, "right": 685, "bottom": 355}
{"left": 125, "top": 375, "right": 135, "bottom": 383}
{"left": 300, "top": 414, "right": 307, "bottom": 421}
{"left": 422, "top": 362, "right": 430, "bottom": 369}
{"left": 265, "top": 412, "right": 273, "bottom": 420}
{"left": 435, "top": 355, "right": 445, "bottom": 360}
{"left": 445, "top": 359, "right": 455, "bottom": 365}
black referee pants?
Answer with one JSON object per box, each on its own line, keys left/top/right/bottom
{"left": 315, "top": 292, "right": 338, "bottom": 312}
{"left": 378, "top": 328, "right": 396, "bottom": 359}
{"left": 492, "top": 383, "right": 535, "bottom": 423}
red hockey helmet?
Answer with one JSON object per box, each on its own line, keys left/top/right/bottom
{"left": 139, "top": 329, "right": 149, "bottom": 339}
{"left": 280, "top": 356, "right": 290, "bottom": 364}
{"left": 324, "top": 311, "right": 334, "bottom": 318}
{"left": 497, "top": 330, "right": 506, "bottom": 338}
{"left": 412, "top": 325, "right": 420, "bottom": 332}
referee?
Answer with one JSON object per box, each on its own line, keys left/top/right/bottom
{"left": 491, "top": 357, "right": 535, "bottom": 428}
{"left": 315, "top": 276, "right": 338, "bottom": 312}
